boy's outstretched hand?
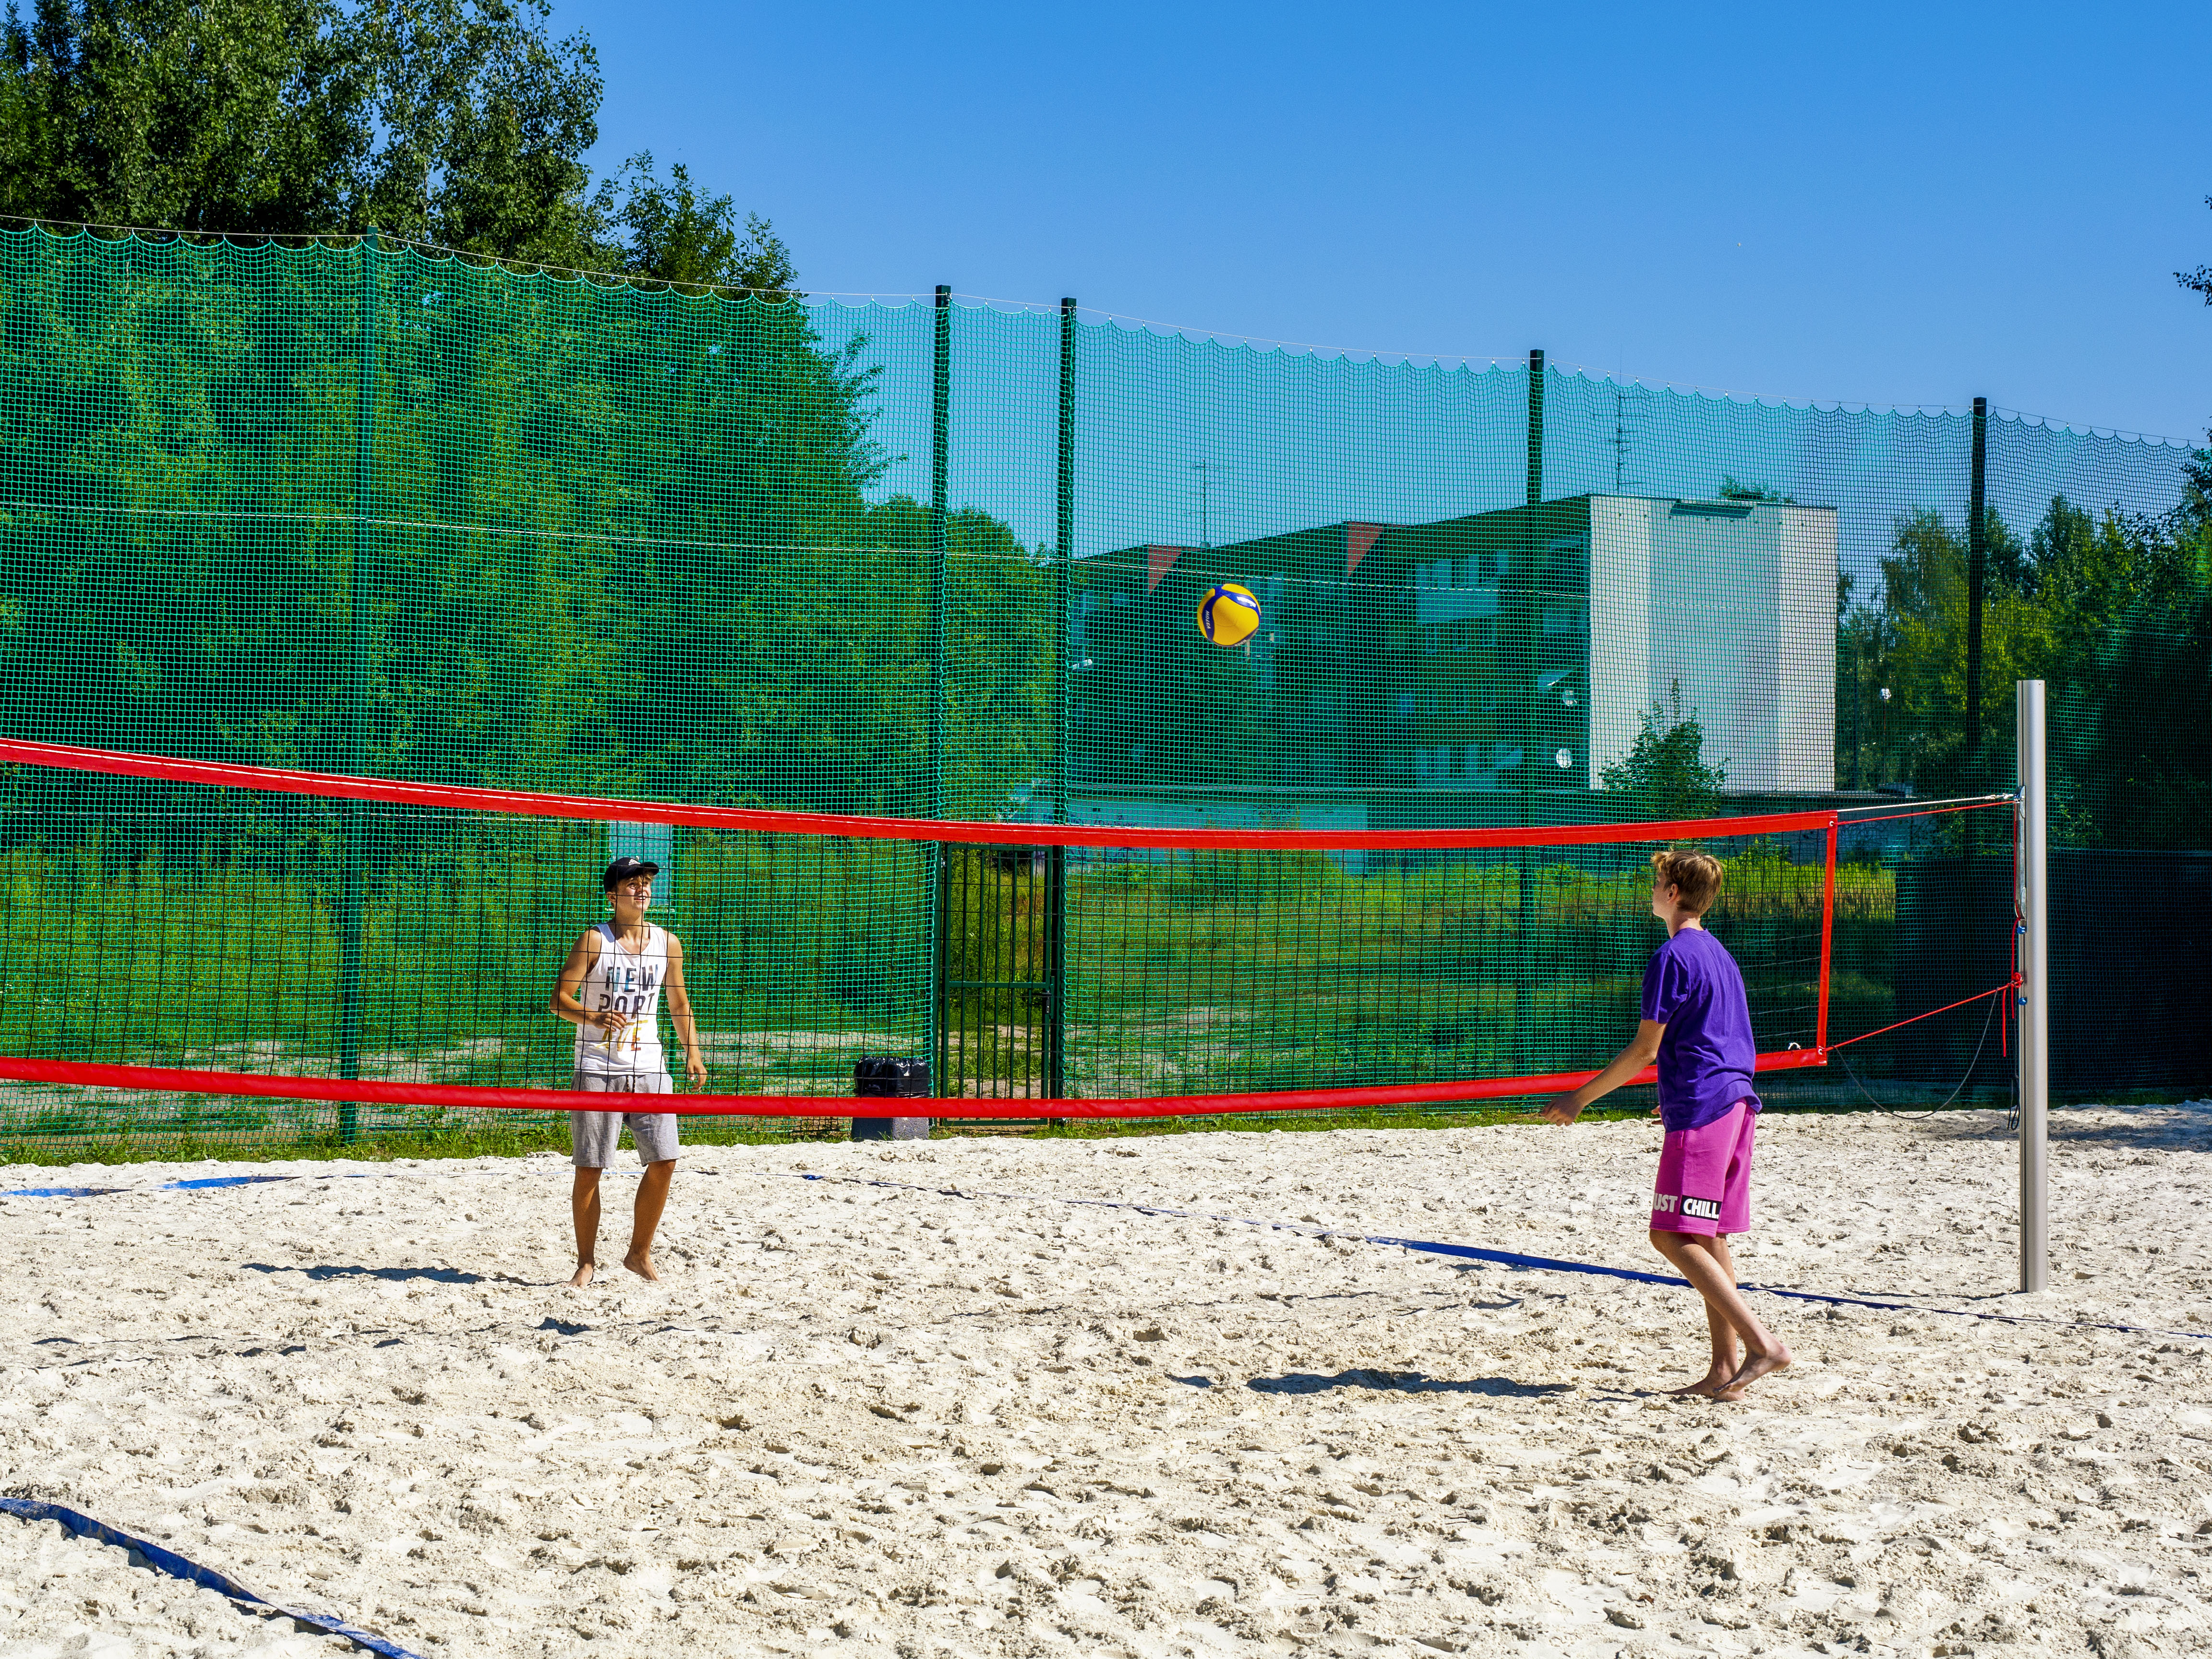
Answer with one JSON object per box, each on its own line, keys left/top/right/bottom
{"left": 1543, "top": 1022, "right": 1666, "bottom": 1126}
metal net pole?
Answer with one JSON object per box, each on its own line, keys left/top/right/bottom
{"left": 2016, "top": 677, "right": 2048, "bottom": 1293}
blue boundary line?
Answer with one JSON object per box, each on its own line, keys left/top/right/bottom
{"left": 0, "top": 1497, "right": 422, "bottom": 1659}
{"left": 1, "top": 1170, "right": 466, "bottom": 1201}
{"left": 790, "top": 1171, "right": 2212, "bottom": 1344}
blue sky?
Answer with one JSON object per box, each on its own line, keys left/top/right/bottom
{"left": 551, "top": 0, "right": 2212, "bottom": 445}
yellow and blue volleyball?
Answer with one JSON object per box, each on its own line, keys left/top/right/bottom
{"left": 1197, "top": 582, "right": 1262, "bottom": 647}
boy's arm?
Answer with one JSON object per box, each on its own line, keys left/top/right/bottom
{"left": 550, "top": 932, "right": 617, "bottom": 1033}
{"left": 663, "top": 933, "right": 707, "bottom": 1087}
{"left": 1538, "top": 1020, "right": 1665, "bottom": 1124}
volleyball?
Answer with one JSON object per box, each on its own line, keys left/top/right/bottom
{"left": 1197, "top": 581, "right": 1262, "bottom": 646}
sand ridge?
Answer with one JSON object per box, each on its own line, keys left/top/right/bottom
{"left": 1, "top": 1103, "right": 2209, "bottom": 1657}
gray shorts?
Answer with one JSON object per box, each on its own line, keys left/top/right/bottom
{"left": 571, "top": 1071, "right": 680, "bottom": 1168}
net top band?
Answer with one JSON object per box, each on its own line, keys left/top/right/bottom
{"left": 0, "top": 738, "right": 1844, "bottom": 852}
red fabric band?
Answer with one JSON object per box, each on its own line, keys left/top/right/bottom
{"left": 0, "top": 1050, "right": 1829, "bottom": 1120}
{"left": 0, "top": 738, "right": 1836, "bottom": 853}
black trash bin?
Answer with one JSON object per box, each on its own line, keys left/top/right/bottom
{"left": 852, "top": 1056, "right": 931, "bottom": 1142}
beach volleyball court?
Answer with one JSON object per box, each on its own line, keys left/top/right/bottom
{"left": 5, "top": 1103, "right": 2208, "bottom": 1657}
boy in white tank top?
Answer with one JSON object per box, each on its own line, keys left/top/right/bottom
{"left": 549, "top": 855, "right": 706, "bottom": 1286}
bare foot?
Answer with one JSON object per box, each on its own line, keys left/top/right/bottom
{"left": 622, "top": 1250, "right": 660, "bottom": 1283}
{"left": 1665, "top": 1370, "right": 1735, "bottom": 1398}
{"left": 1715, "top": 1345, "right": 1793, "bottom": 1401}
{"left": 567, "top": 1262, "right": 596, "bottom": 1289}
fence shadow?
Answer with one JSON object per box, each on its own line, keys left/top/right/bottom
{"left": 1912, "top": 1100, "right": 2212, "bottom": 1153}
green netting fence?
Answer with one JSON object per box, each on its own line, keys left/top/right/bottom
{"left": 0, "top": 228, "right": 2204, "bottom": 1152}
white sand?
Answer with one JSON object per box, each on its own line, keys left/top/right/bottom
{"left": 2, "top": 1103, "right": 2210, "bottom": 1658}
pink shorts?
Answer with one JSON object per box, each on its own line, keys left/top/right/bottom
{"left": 1650, "top": 1099, "right": 1757, "bottom": 1236}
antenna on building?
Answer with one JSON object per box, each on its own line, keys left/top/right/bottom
{"left": 1190, "top": 459, "right": 1214, "bottom": 550}
{"left": 1611, "top": 375, "right": 1649, "bottom": 493}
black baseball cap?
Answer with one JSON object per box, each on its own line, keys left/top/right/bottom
{"left": 602, "top": 855, "right": 661, "bottom": 890}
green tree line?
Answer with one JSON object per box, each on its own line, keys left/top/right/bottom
{"left": 0, "top": 229, "right": 1054, "bottom": 821}
{"left": 0, "top": 0, "right": 1056, "bottom": 828}
{"left": 1828, "top": 198, "right": 2212, "bottom": 848}
{"left": 1836, "top": 482, "right": 2212, "bottom": 847}
{"left": 0, "top": 0, "right": 794, "bottom": 291}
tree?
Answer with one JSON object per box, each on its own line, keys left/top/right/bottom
{"left": 1833, "top": 505, "right": 2037, "bottom": 796}
{"left": 0, "top": 0, "right": 1041, "bottom": 820}
{"left": 1716, "top": 475, "right": 1794, "bottom": 504}
{"left": 0, "top": 1, "right": 814, "bottom": 284}
{"left": 353, "top": 0, "right": 605, "bottom": 263}
{"left": 2185, "top": 444, "right": 2212, "bottom": 528}
{"left": 1834, "top": 493, "right": 2211, "bottom": 846}
{"left": 0, "top": 0, "right": 631, "bottom": 268}
{"left": 0, "top": 0, "right": 369, "bottom": 236}
{"left": 1600, "top": 680, "right": 1727, "bottom": 819}
{"left": 592, "top": 152, "right": 796, "bottom": 297}
{"left": 2178, "top": 193, "right": 2212, "bottom": 310}
{"left": 2180, "top": 192, "right": 2212, "bottom": 522}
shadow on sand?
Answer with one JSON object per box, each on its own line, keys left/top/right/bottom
{"left": 242, "top": 1262, "right": 483, "bottom": 1285}
{"left": 1915, "top": 1100, "right": 2212, "bottom": 1153}
{"left": 1244, "top": 1368, "right": 1571, "bottom": 1398}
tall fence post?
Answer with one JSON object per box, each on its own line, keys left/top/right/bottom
{"left": 1524, "top": 348, "right": 1545, "bottom": 508}
{"left": 2016, "top": 678, "right": 2048, "bottom": 1293}
{"left": 337, "top": 230, "right": 377, "bottom": 1144}
{"left": 1967, "top": 397, "right": 1987, "bottom": 767}
{"left": 1047, "top": 297, "right": 1076, "bottom": 1103}
{"left": 926, "top": 285, "right": 950, "bottom": 1083}
{"left": 1516, "top": 348, "right": 1545, "bottom": 1075}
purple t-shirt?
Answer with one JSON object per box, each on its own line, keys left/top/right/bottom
{"left": 1640, "top": 926, "right": 1762, "bottom": 1132}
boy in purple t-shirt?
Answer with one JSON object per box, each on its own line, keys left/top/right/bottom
{"left": 1539, "top": 850, "right": 1792, "bottom": 1401}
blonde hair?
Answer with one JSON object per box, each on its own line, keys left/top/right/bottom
{"left": 1649, "top": 848, "right": 1723, "bottom": 915}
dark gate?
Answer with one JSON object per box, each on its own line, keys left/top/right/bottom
{"left": 934, "top": 845, "right": 1061, "bottom": 1101}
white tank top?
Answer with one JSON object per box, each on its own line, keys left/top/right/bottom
{"left": 573, "top": 922, "right": 669, "bottom": 1076}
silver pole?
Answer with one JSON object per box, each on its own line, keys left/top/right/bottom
{"left": 2016, "top": 679, "right": 2048, "bottom": 1293}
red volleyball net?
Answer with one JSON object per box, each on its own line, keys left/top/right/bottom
{"left": 0, "top": 739, "right": 2016, "bottom": 1145}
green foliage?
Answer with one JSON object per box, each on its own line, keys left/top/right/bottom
{"left": 1836, "top": 493, "right": 2212, "bottom": 845}
{"left": 1716, "top": 475, "right": 1794, "bottom": 504}
{"left": 0, "top": 1, "right": 795, "bottom": 289}
{"left": 591, "top": 152, "right": 795, "bottom": 297}
{"left": 0, "top": 0, "right": 613, "bottom": 263}
{"left": 0, "top": 228, "right": 1057, "bottom": 818}
{"left": 1598, "top": 680, "right": 1727, "bottom": 819}
{"left": 2180, "top": 192, "right": 2212, "bottom": 311}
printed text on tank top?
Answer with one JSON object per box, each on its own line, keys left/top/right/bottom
{"left": 577, "top": 922, "right": 667, "bottom": 1072}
